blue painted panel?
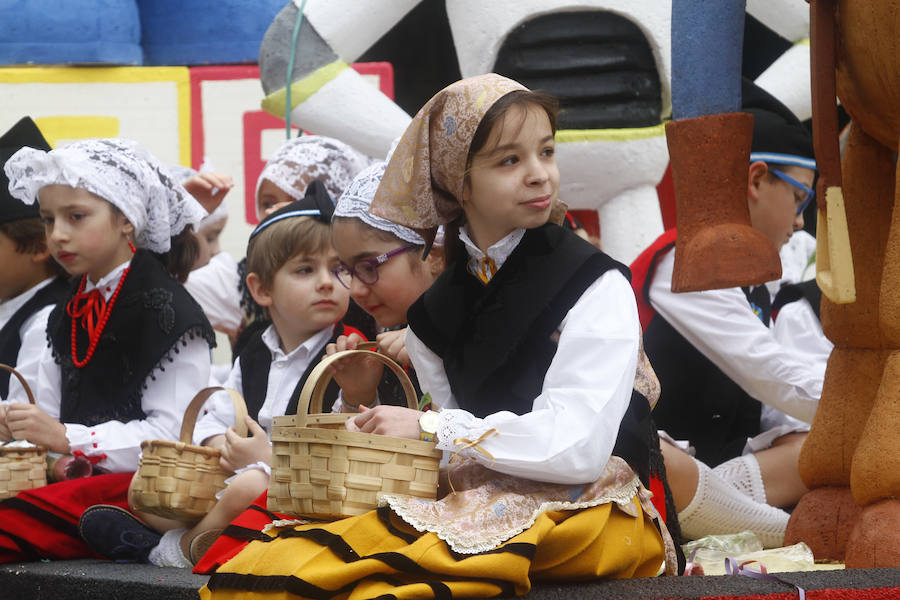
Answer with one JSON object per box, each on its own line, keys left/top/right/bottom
{"left": 0, "top": 0, "right": 141, "bottom": 65}
{"left": 138, "top": 0, "right": 286, "bottom": 65}
{"left": 671, "top": 0, "right": 745, "bottom": 119}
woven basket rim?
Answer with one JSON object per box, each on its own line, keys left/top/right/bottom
{"left": 271, "top": 425, "right": 442, "bottom": 458}
{"left": 140, "top": 439, "right": 222, "bottom": 458}
{"left": 0, "top": 444, "right": 48, "bottom": 456}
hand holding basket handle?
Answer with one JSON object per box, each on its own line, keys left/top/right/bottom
{"left": 130, "top": 386, "right": 248, "bottom": 522}
{"left": 268, "top": 348, "right": 440, "bottom": 519}
{"left": 0, "top": 364, "right": 48, "bottom": 499}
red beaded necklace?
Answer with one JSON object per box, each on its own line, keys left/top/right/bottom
{"left": 66, "top": 266, "right": 131, "bottom": 368}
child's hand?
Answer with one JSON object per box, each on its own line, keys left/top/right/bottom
{"left": 375, "top": 329, "right": 410, "bottom": 367}
{"left": 182, "top": 171, "right": 234, "bottom": 214}
{"left": 6, "top": 403, "right": 70, "bottom": 453}
{"left": 0, "top": 405, "right": 11, "bottom": 442}
{"left": 346, "top": 405, "right": 423, "bottom": 440}
{"left": 219, "top": 416, "right": 271, "bottom": 472}
{"left": 326, "top": 334, "right": 383, "bottom": 411}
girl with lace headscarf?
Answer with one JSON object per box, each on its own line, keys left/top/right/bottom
{"left": 0, "top": 138, "right": 214, "bottom": 563}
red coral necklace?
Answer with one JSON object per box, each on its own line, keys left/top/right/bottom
{"left": 66, "top": 267, "right": 131, "bottom": 368}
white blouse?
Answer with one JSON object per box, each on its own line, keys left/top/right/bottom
{"left": 5, "top": 261, "right": 212, "bottom": 473}
{"left": 193, "top": 324, "right": 335, "bottom": 444}
{"left": 647, "top": 248, "right": 821, "bottom": 425}
{"left": 406, "top": 227, "right": 640, "bottom": 485}
{"left": 0, "top": 277, "right": 56, "bottom": 403}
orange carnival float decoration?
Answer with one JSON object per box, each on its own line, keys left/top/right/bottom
{"left": 782, "top": 0, "right": 900, "bottom": 568}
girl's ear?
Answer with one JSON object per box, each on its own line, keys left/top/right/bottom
{"left": 117, "top": 212, "right": 135, "bottom": 238}
{"left": 425, "top": 246, "right": 445, "bottom": 279}
{"left": 29, "top": 245, "right": 52, "bottom": 265}
{"left": 747, "top": 161, "right": 768, "bottom": 202}
{"left": 245, "top": 272, "right": 273, "bottom": 307}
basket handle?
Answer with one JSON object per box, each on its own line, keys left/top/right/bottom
{"left": 178, "top": 387, "right": 249, "bottom": 444}
{"left": 293, "top": 349, "right": 418, "bottom": 426}
{"left": 0, "top": 363, "right": 36, "bottom": 405}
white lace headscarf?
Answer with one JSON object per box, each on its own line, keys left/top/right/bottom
{"left": 256, "top": 135, "right": 372, "bottom": 218}
{"left": 5, "top": 138, "right": 206, "bottom": 254}
{"left": 334, "top": 162, "right": 426, "bottom": 246}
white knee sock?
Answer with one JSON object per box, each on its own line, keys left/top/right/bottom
{"left": 678, "top": 459, "right": 789, "bottom": 548}
{"left": 712, "top": 454, "right": 767, "bottom": 504}
{"left": 147, "top": 528, "right": 192, "bottom": 568}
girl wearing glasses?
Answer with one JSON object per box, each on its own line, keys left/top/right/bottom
{"left": 632, "top": 81, "right": 827, "bottom": 546}
{"left": 325, "top": 161, "right": 445, "bottom": 412}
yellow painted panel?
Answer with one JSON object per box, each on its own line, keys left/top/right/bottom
{"left": 556, "top": 123, "right": 667, "bottom": 143}
{"left": 33, "top": 116, "right": 120, "bottom": 148}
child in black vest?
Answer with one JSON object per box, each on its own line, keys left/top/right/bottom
{"left": 633, "top": 81, "right": 820, "bottom": 547}
{"left": 0, "top": 118, "right": 68, "bottom": 407}
{"left": 0, "top": 137, "right": 213, "bottom": 563}
{"left": 80, "top": 182, "right": 361, "bottom": 567}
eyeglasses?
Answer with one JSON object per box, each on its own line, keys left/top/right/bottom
{"left": 332, "top": 245, "right": 418, "bottom": 289}
{"left": 770, "top": 169, "right": 815, "bottom": 215}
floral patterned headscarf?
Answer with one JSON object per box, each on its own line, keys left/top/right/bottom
{"left": 370, "top": 74, "right": 527, "bottom": 242}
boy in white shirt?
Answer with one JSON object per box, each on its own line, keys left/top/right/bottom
{"left": 633, "top": 81, "right": 821, "bottom": 546}
{"left": 0, "top": 117, "right": 68, "bottom": 408}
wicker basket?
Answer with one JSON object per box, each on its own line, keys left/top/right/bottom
{"left": 0, "top": 364, "right": 47, "bottom": 500}
{"left": 268, "top": 349, "right": 442, "bottom": 519}
{"left": 130, "top": 386, "right": 247, "bottom": 522}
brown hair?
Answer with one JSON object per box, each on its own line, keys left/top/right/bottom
{"left": 467, "top": 89, "right": 559, "bottom": 162}
{"left": 0, "top": 218, "right": 67, "bottom": 277}
{"left": 166, "top": 226, "right": 201, "bottom": 283}
{"left": 246, "top": 216, "right": 333, "bottom": 288}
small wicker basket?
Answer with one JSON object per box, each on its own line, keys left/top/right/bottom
{"left": 0, "top": 364, "right": 47, "bottom": 500}
{"left": 268, "top": 349, "right": 442, "bottom": 519}
{"left": 130, "top": 386, "right": 247, "bottom": 522}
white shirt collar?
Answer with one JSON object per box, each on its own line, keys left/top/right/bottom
{"left": 84, "top": 260, "right": 132, "bottom": 300}
{"left": 0, "top": 277, "right": 56, "bottom": 323}
{"left": 459, "top": 226, "right": 525, "bottom": 272}
{"left": 261, "top": 322, "right": 335, "bottom": 361}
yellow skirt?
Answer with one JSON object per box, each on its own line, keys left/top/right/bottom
{"left": 200, "top": 495, "right": 666, "bottom": 600}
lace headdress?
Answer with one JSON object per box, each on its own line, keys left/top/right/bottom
{"left": 334, "top": 162, "right": 425, "bottom": 246}
{"left": 255, "top": 135, "right": 372, "bottom": 218}
{"left": 5, "top": 138, "right": 206, "bottom": 254}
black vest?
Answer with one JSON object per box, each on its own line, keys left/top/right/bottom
{"left": 48, "top": 251, "right": 215, "bottom": 427}
{"left": 641, "top": 245, "right": 764, "bottom": 467}
{"left": 773, "top": 279, "right": 822, "bottom": 321}
{"left": 0, "top": 277, "right": 70, "bottom": 398}
{"left": 239, "top": 323, "right": 347, "bottom": 419}
{"left": 408, "top": 224, "right": 652, "bottom": 483}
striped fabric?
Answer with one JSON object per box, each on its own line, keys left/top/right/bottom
{"left": 200, "top": 497, "right": 665, "bottom": 600}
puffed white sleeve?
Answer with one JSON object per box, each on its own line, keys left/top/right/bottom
{"left": 63, "top": 334, "right": 212, "bottom": 472}
{"left": 649, "top": 250, "right": 820, "bottom": 424}
{"left": 407, "top": 269, "right": 639, "bottom": 485}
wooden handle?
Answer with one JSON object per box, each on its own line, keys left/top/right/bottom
{"left": 0, "top": 363, "right": 35, "bottom": 405}
{"left": 292, "top": 350, "right": 418, "bottom": 426}
{"left": 178, "top": 387, "right": 249, "bottom": 444}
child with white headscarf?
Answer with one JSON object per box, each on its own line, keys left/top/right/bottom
{"left": 0, "top": 138, "right": 214, "bottom": 563}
